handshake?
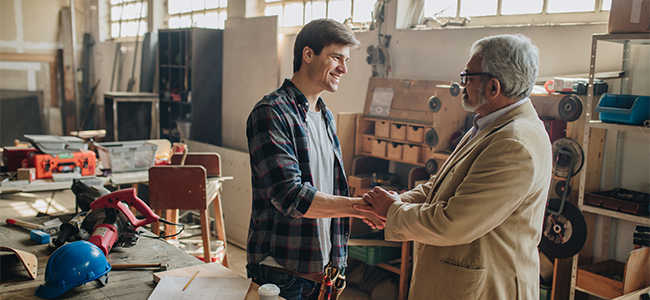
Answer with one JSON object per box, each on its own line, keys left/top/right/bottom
{"left": 352, "top": 186, "right": 401, "bottom": 230}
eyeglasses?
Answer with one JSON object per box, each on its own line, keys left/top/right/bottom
{"left": 460, "top": 71, "right": 493, "bottom": 85}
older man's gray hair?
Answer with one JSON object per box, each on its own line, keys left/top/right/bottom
{"left": 470, "top": 34, "right": 540, "bottom": 101}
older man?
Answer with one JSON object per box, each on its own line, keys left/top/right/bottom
{"left": 356, "top": 34, "right": 552, "bottom": 299}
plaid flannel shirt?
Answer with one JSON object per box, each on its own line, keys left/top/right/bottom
{"left": 246, "top": 79, "right": 350, "bottom": 275}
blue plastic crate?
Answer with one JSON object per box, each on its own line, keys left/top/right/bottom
{"left": 596, "top": 94, "right": 649, "bottom": 126}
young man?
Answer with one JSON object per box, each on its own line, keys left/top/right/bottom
{"left": 246, "top": 18, "right": 382, "bottom": 300}
{"left": 356, "top": 34, "right": 553, "bottom": 299}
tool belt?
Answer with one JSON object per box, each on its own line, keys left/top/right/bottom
{"left": 267, "top": 263, "right": 346, "bottom": 300}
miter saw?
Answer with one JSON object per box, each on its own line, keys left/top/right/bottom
{"left": 54, "top": 187, "right": 160, "bottom": 255}
{"left": 538, "top": 137, "right": 588, "bottom": 260}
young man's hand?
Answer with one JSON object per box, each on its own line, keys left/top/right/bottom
{"left": 353, "top": 186, "right": 400, "bottom": 222}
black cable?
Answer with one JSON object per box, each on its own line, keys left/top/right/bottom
{"left": 140, "top": 218, "right": 186, "bottom": 239}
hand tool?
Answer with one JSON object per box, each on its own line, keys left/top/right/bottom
{"left": 6, "top": 218, "right": 61, "bottom": 236}
{"left": 111, "top": 258, "right": 169, "bottom": 271}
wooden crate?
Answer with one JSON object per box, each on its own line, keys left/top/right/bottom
{"left": 390, "top": 123, "right": 407, "bottom": 140}
{"left": 362, "top": 137, "right": 373, "bottom": 153}
{"left": 371, "top": 140, "right": 387, "bottom": 157}
{"left": 387, "top": 143, "right": 403, "bottom": 160}
{"left": 406, "top": 125, "right": 424, "bottom": 143}
{"left": 375, "top": 121, "right": 390, "bottom": 138}
{"left": 403, "top": 145, "right": 421, "bottom": 164}
{"left": 576, "top": 247, "right": 649, "bottom": 299}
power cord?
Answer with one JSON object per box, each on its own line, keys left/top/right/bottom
{"left": 141, "top": 218, "right": 185, "bottom": 239}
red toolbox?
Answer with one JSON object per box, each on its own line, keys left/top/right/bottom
{"left": 2, "top": 147, "right": 37, "bottom": 172}
{"left": 27, "top": 150, "right": 96, "bottom": 179}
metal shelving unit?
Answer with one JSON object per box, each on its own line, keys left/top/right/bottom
{"left": 570, "top": 32, "right": 650, "bottom": 300}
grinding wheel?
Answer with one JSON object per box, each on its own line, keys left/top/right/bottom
{"left": 449, "top": 83, "right": 461, "bottom": 97}
{"left": 555, "top": 180, "right": 571, "bottom": 197}
{"left": 538, "top": 198, "right": 587, "bottom": 259}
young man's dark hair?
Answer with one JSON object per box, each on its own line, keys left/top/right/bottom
{"left": 292, "top": 18, "right": 360, "bottom": 73}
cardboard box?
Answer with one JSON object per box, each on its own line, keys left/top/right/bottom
{"left": 348, "top": 174, "right": 372, "bottom": 197}
{"left": 390, "top": 123, "right": 407, "bottom": 140}
{"left": 17, "top": 167, "right": 36, "bottom": 182}
{"left": 608, "top": 0, "right": 650, "bottom": 33}
{"left": 387, "top": 143, "right": 403, "bottom": 160}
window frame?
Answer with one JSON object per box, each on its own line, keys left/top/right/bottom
{"left": 108, "top": 0, "right": 149, "bottom": 40}
{"left": 408, "top": 0, "right": 611, "bottom": 30}
{"left": 166, "top": 0, "right": 229, "bottom": 30}
{"left": 261, "top": 0, "right": 376, "bottom": 33}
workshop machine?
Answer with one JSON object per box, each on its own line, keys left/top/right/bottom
{"left": 538, "top": 137, "right": 588, "bottom": 260}
{"left": 54, "top": 187, "right": 160, "bottom": 255}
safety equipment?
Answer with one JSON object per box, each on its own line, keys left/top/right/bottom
{"left": 34, "top": 241, "right": 111, "bottom": 299}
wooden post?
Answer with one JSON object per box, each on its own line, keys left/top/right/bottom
{"left": 60, "top": 7, "right": 77, "bottom": 135}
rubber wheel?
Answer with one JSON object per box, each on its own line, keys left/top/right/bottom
{"left": 425, "top": 159, "right": 438, "bottom": 175}
{"left": 425, "top": 129, "right": 439, "bottom": 147}
{"left": 428, "top": 96, "right": 441, "bottom": 113}
{"left": 538, "top": 199, "right": 587, "bottom": 259}
{"left": 558, "top": 95, "right": 582, "bottom": 122}
{"left": 449, "top": 83, "right": 461, "bottom": 97}
{"left": 554, "top": 180, "right": 571, "bottom": 198}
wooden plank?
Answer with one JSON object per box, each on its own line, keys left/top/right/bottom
{"left": 337, "top": 112, "right": 358, "bottom": 178}
{"left": 623, "top": 247, "right": 650, "bottom": 294}
{"left": 552, "top": 257, "right": 574, "bottom": 300}
{"left": 0, "top": 53, "right": 55, "bottom": 63}
{"left": 60, "top": 7, "right": 77, "bottom": 135}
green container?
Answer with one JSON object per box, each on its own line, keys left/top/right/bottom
{"left": 540, "top": 285, "right": 551, "bottom": 300}
{"left": 348, "top": 231, "right": 401, "bottom": 266}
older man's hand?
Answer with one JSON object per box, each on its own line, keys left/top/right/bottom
{"left": 354, "top": 186, "right": 400, "bottom": 220}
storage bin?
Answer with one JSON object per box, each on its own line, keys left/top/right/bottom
{"left": 422, "top": 146, "right": 435, "bottom": 162}
{"left": 596, "top": 94, "right": 650, "bottom": 126}
{"left": 371, "top": 140, "right": 387, "bottom": 157}
{"left": 390, "top": 123, "right": 407, "bottom": 140}
{"left": 96, "top": 141, "right": 158, "bottom": 173}
{"left": 387, "top": 143, "right": 403, "bottom": 160}
{"left": 349, "top": 232, "right": 401, "bottom": 266}
{"left": 375, "top": 121, "right": 390, "bottom": 138}
{"left": 362, "top": 137, "right": 373, "bottom": 153}
{"left": 406, "top": 126, "right": 424, "bottom": 143}
{"left": 584, "top": 188, "right": 649, "bottom": 215}
{"left": 576, "top": 247, "right": 650, "bottom": 299}
{"left": 403, "top": 145, "right": 422, "bottom": 164}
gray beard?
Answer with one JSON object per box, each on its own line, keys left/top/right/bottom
{"left": 462, "top": 84, "right": 489, "bottom": 112}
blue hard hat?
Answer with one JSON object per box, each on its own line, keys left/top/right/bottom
{"left": 34, "top": 241, "right": 112, "bottom": 299}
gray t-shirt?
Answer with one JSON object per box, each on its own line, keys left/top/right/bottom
{"left": 306, "top": 110, "right": 334, "bottom": 266}
{"left": 261, "top": 109, "right": 334, "bottom": 269}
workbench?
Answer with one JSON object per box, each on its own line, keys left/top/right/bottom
{"left": 0, "top": 214, "right": 223, "bottom": 300}
{"left": 0, "top": 171, "right": 149, "bottom": 194}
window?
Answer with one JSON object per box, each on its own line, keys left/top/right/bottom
{"left": 411, "top": 0, "right": 611, "bottom": 29}
{"left": 168, "top": 0, "right": 228, "bottom": 29}
{"left": 110, "top": 0, "right": 148, "bottom": 39}
{"left": 264, "top": 0, "right": 376, "bottom": 31}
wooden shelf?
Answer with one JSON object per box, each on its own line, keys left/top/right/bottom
{"left": 579, "top": 205, "right": 650, "bottom": 224}
{"left": 588, "top": 121, "right": 650, "bottom": 134}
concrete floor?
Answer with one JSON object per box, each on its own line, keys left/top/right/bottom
{"left": 0, "top": 187, "right": 373, "bottom": 300}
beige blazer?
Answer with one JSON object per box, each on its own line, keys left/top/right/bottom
{"left": 385, "top": 100, "right": 552, "bottom": 299}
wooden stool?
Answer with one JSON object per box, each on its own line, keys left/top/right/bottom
{"left": 148, "top": 152, "right": 229, "bottom": 267}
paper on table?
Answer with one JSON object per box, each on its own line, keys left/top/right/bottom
{"left": 148, "top": 276, "right": 252, "bottom": 300}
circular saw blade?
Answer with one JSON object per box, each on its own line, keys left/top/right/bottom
{"left": 552, "top": 137, "right": 584, "bottom": 178}
{"left": 538, "top": 198, "right": 587, "bottom": 259}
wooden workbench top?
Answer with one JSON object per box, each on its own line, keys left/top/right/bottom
{"left": 0, "top": 217, "right": 203, "bottom": 300}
